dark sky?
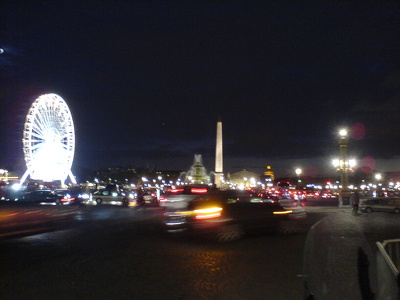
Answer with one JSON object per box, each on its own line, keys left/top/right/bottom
{"left": 1, "top": 1, "right": 400, "bottom": 179}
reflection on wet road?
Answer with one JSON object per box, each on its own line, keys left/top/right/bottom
{"left": 0, "top": 206, "right": 325, "bottom": 299}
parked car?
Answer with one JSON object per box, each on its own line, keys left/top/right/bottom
{"left": 161, "top": 190, "right": 299, "bottom": 242}
{"left": 360, "top": 197, "right": 400, "bottom": 214}
{"left": 19, "top": 190, "right": 65, "bottom": 205}
{"left": 92, "top": 189, "right": 136, "bottom": 207}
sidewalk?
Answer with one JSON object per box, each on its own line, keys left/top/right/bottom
{"left": 302, "top": 210, "right": 378, "bottom": 299}
{"left": 304, "top": 205, "right": 352, "bottom": 213}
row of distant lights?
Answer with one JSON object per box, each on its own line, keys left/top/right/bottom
{"left": 113, "top": 180, "right": 400, "bottom": 192}
{"left": 23, "top": 176, "right": 397, "bottom": 195}
{"left": 140, "top": 176, "right": 269, "bottom": 190}
{"left": 314, "top": 180, "right": 400, "bottom": 191}
{"left": 95, "top": 171, "right": 396, "bottom": 191}
{"left": 88, "top": 176, "right": 256, "bottom": 188}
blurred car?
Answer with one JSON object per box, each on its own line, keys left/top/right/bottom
{"left": 92, "top": 189, "right": 136, "bottom": 207}
{"left": 55, "top": 189, "right": 89, "bottom": 205}
{"left": 137, "top": 189, "right": 159, "bottom": 207}
{"left": 320, "top": 190, "right": 337, "bottom": 199}
{"left": 159, "top": 185, "right": 215, "bottom": 211}
{"left": 292, "top": 190, "right": 307, "bottom": 201}
{"left": 0, "top": 200, "right": 85, "bottom": 240}
{"left": 162, "top": 190, "right": 298, "bottom": 242}
{"left": 360, "top": 197, "right": 400, "bottom": 214}
{"left": 1, "top": 187, "right": 32, "bottom": 201}
{"left": 305, "top": 189, "right": 318, "bottom": 200}
{"left": 19, "top": 190, "right": 64, "bottom": 205}
{"left": 260, "top": 192, "right": 280, "bottom": 203}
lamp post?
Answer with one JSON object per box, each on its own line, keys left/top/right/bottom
{"left": 295, "top": 168, "right": 302, "bottom": 204}
{"left": 375, "top": 173, "right": 382, "bottom": 197}
{"left": 295, "top": 168, "right": 302, "bottom": 186}
{"left": 332, "top": 128, "right": 356, "bottom": 206}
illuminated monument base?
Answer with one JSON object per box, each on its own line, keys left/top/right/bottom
{"left": 214, "top": 172, "right": 224, "bottom": 189}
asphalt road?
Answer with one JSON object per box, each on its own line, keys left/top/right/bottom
{"left": 0, "top": 206, "right": 328, "bottom": 300}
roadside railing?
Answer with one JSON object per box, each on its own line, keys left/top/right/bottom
{"left": 376, "top": 239, "right": 400, "bottom": 299}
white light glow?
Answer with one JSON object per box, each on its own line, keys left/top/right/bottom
{"left": 11, "top": 183, "right": 20, "bottom": 190}
{"left": 22, "top": 94, "right": 75, "bottom": 184}
{"left": 349, "top": 159, "right": 356, "bottom": 168}
{"left": 339, "top": 129, "right": 348, "bottom": 137}
{"left": 332, "top": 159, "right": 340, "bottom": 168}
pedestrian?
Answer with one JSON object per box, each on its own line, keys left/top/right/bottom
{"left": 351, "top": 191, "right": 360, "bottom": 215}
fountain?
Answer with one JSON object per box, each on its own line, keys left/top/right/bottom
{"left": 180, "top": 154, "right": 211, "bottom": 184}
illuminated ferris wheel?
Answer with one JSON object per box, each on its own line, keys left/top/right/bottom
{"left": 20, "top": 93, "right": 76, "bottom": 185}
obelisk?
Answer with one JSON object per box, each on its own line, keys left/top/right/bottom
{"left": 215, "top": 116, "right": 224, "bottom": 188}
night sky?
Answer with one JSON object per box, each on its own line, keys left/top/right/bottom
{"left": 1, "top": 1, "right": 400, "bottom": 180}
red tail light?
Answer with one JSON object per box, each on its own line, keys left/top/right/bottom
{"left": 61, "top": 198, "right": 72, "bottom": 202}
{"left": 190, "top": 188, "right": 208, "bottom": 193}
{"left": 168, "top": 188, "right": 184, "bottom": 193}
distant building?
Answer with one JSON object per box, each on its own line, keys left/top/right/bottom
{"left": 229, "top": 170, "right": 260, "bottom": 188}
{"left": 264, "top": 166, "right": 275, "bottom": 181}
{"left": 259, "top": 165, "right": 275, "bottom": 186}
{"left": 387, "top": 172, "right": 400, "bottom": 183}
{"left": 92, "top": 167, "right": 138, "bottom": 184}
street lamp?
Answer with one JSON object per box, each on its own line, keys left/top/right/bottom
{"left": 332, "top": 128, "right": 356, "bottom": 206}
{"left": 339, "top": 128, "right": 348, "bottom": 137}
{"left": 295, "top": 168, "right": 302, "bottom": 181}
{"left": 375, "top": 173, "right": 383, "bottom": 197}
{"left": 294, "top": 168, "right": 302, "bottom": 204}
{"left": 295, "top": 168, "right": 302, "bottom": 190}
